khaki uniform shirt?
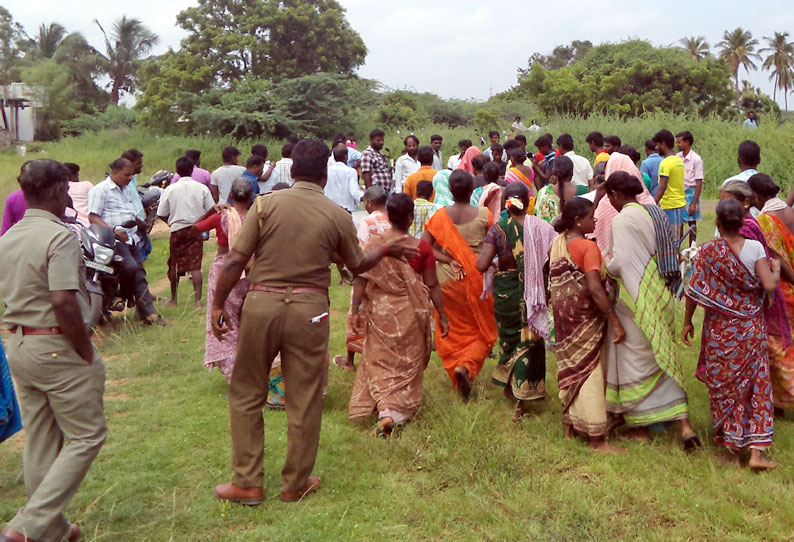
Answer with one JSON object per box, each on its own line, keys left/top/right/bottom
{"left": 0, "top": 209, "right": 89, "bottom": 329}
{"left": 233, "top": 181, "right": 365, "bottom": 289}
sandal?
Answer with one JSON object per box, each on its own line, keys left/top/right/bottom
{"left": 375, "top": 417, "right": 395, "bottom": 438}
{"left": 333, "top": 355, "right": 355, "bottom": 372}
{"left": 682, "top": 433, "right": 702, "bottom": 453}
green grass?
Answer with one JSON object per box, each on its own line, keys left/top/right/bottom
{"left": 2, "top": 213, "right": 794, "bottom": 541}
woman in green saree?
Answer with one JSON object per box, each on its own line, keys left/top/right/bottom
{"left": 477, "top": 183, "right": 557, "bottom": 420}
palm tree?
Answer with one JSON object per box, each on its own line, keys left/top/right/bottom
{"left": 679, "top": 36, "right": 710, "bottom": 60}
{"left": 760, "top": 31, "right": 794, "bottom": 109}
{"left": 32, "top": 22, "right": 67, "bottom": 59}
{"left": 95, "top": 16, "right": 159, "bottom": 105}
{"left": 717, "top": 28, "right": 761, "bottom": 91}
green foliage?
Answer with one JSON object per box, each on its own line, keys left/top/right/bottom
{"left": 472, "top": 108, "right": 499, "bottom": 135}
{"left": 190, "top": 73, "right": 354, "bottom": 139}
{"left": 739, "top": 81, "right": 780, "bottom": 116}
{"left": 65, "top": 106, "right": 139, "bottom": 135}
{"left": 0, "top": 6, "right": 28, "bottom": 84}
{"left": 95, "top": 16, "right": 159, "bottom": 105}
{"left": 376, "top": 91, "right": 430, "bottom": 130}
{"left": 21, "top": 59, "right": 78, "bottom": 140}
{"left": 175, "top": 0, "right": 366, "bottom": 86}
{"left": 518, "top": 40, "right": 593, "bottom": 77}
{"left": 136, "top": 49, "right": 216, "bottom": 132}
{"left": 515, "top": 40, "right": 734, "bottom": 118}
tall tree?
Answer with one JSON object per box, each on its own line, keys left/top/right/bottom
{"left": 718, "top": 27, "right": 761, "bottom": 91}
{"left": 760, "top": 31, "right": 794, "bottom": 109}
{"left": 175, "top": 0, "right": 366, "bottom": 86}
{"left": 32, "top": 22, "right": 67, "bottom": 59}
{"left": 0, "top": 6, "right": 29, "bottom": 84}
{"left": 679, "top": 36, "right": 710, "bottom": 60}
{"left": 95, "top": 15, "right": 159, "bottom": 105}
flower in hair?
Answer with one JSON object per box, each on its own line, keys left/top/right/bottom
{"left": 505, "top": 196, "right": 524, "bottom": 210}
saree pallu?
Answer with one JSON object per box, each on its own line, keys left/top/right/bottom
{"left": 686, "top": 239, "right": 774, "bottom": 449}
{"left": 605, "top": 257, "right": 688, "bottom": 426}
{"left": 426, "top": 208, "right": 496, "bottom": 384}
{"left": 205, "top": 253, "right": 250, "bottom": 382}
{"left": 505, "top": 167, "right": 535, "bottom": 191}
{"left": 0, "top": 340, "right": 22, "bottom": 443}
{"left": 549, "top": 235, "right": 608, "bottom": 437}
{"left": 348, "top": 236, "right": 432, "bottom": 423}
{"left": 490, "top": 218, "right": 545, "bottom": 401}
{"left": 757, "top": 213, "right": 794, "bottom": 409}
{"left": 695, "top": 216, "right": 791, "bottom": 382}
{"left": 534, "top": 185, "right": 559, "bottom": 224}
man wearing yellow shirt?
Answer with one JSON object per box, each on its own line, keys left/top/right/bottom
{"left": 653, "top": 129, "right": 686, "bottom": 238}
{"left": 586, "top": 131, "right": 610, "bottom": 168}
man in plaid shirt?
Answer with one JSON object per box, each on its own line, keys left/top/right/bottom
{"left": 360, "top": 129, "right": 393, "bottom": 193}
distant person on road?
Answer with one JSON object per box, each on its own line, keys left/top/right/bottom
{"left": 210, "top": 146, "right": 246, "bottom": 203}
{"left": 157, "top": 156, "right": 215, "bottom": 306}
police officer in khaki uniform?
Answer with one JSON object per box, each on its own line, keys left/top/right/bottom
{"left": 0, "top": 160, "right": 106, "bottom": 542}
{"left": 212, "top": 139, "right": 418, "bottom": 504}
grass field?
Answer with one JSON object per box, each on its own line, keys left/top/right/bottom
{"left": 2, "top": 208, "right": 794, "bottom": 541}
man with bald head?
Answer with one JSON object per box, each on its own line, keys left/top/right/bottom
{"left": 88, "top": 158, "right": 163, "bottom": 325}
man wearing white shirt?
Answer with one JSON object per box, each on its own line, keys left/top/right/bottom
{"left": 157, "top": 156, "right": 215, "bottom": 306}
{"left": 211, "top": 146, "right": 246, "bottom": 203}
{"left": 431, "top": 134, "right": 444, "bottom": 170}
{"left": 393, "top": 134, "right": 420, "bottom": 193}
{"left": 556, "top": 133, "right": 593, "bottom": 189}
{"left": 324, "top": 144, "right": 362, "bottom": 212}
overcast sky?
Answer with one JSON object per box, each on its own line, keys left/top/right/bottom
{"left": 7, "top": 0, "right": 794, "bottom": 106}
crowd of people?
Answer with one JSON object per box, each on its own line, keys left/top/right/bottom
{"left": 0, "top": 118, "right": 790, "bottom": 539}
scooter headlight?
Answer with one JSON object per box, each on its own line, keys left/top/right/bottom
{"left": 93, "top": 244, "right": 114, "bottom": 265}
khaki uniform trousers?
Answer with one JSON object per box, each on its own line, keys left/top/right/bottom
{"left": 229, "top": 289, "right": 329, "bottom": 494}
{"left": 5, "top": 330, "right": 107, "bottom": 542}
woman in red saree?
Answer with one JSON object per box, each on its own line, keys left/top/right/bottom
{"left": 423, "top": 170, "right": 497, "bottom": 400}
{"left": 349, "top": 194, "right": 449, "bottom": 436}
{"left": 748, "top": 173, "right": 794, "bottom": 413}
{"left": 683, "top": 199, "right": 779, "bottom": 470}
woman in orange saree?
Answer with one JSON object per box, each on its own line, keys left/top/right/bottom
{"left": 423, "top": 170, "right": 497, "bottom": 400}
{"left": 748, "top": 173, "right": 794, "bottom": 412}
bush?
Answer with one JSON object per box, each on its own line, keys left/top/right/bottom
{"left": 65, "top": 106, "right": 140, "bottom": 135}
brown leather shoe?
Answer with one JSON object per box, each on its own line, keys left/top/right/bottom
{"left": 67, "top": 524, "right": 80, "bottom": 541}
{"left": 214, "top": 483, "right": 263, "bottom": 506}
{"left": 280, "top": 475, "right": 321, "bottom": 503}
{"left": 1, "top": 526, "right": 41, "bottom": 542}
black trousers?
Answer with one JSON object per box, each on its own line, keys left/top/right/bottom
{"left": 115, "top": 242, "right": 156, "bottom": 318}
